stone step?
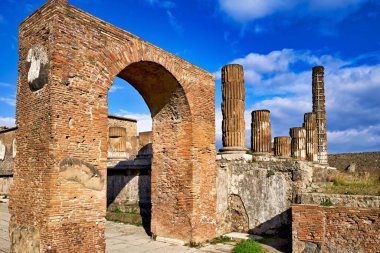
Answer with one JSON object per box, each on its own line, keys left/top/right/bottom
{"left": 224, "top": 232, "right": 263, "bottom": 241}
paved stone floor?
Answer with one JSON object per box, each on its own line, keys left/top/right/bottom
{"left": 0, "top": 202, "right": 233, "bottom": 253}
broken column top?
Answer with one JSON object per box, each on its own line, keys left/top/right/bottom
{"left": 252, "top": 109, "right": 270, "bottom": 113}
{"left": 48, "top": 0, "right": 68, "bottom": 4}
{"left": 221, "top": 64, "right": 244, "bottom": 83}
{"left": 312, "top": 66, "right": 324, "bottom": 74}
{"left": 222, "top": 64, "right": 243, "bottom": 70}
{"left": 290, "top": 127, "right": 306, "bottom": 138}
{"left": 304, "top": 112, "right": 316, "bottom": 122}
{"left": 251, "top": 109, "right": 270, "bottom": 120}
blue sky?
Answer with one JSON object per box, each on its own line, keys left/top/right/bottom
{"left": 1, "top": 0, "right": 380, "bottom": 153}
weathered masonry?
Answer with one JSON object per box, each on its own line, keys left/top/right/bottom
{"left": 10, "top": 0, "right": 217, "bottom": 251}
{"left": 312, "top": 66, "right": 328, "bottom": 164}
{"left": 0, "top": 127, "right": 16, "bottom": 195}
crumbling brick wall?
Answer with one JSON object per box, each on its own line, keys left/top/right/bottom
{"left": 292, "top": 204, "right": 380, "bottom": 253}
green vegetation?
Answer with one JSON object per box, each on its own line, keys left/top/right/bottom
{"left": 111, "top": 208, "right": 123, "bottom": 214}
{"left": 111, "top": 208, "right": 139, "bottom": 215}
{"left": 266, "top": 169, "right": 275, "bottom": 177}
{"left": 257, "top": 235, "right": 278, "bottom": 244}
{"left": 320, "top": 199, "right": 333, "bottom": 206}
{"left": 106, "top": 208, "right": 143, "bottom": 226}
{"left": 232, "top": 239, "right": 264, "bottom": 253}
{"left": 322, "top": 173, "right": 380, "bottom": 196}
{"left": 185, "top": 242, "right": 203, "bottom": 248}
{"left": 209, "top": 236, "right": 233, "bottom": 244}
{"left": 246, "top": 149, "right": 253, "bottom": 155}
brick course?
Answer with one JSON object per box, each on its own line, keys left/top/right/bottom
{"left": 292, "top": 204, "right": 380, "bottom": 253}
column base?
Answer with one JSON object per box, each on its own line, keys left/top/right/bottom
{"left": 218, "top": 147, "right": 247, "bottom": 154}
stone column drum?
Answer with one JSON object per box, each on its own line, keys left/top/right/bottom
{"left": 290, "top": 127, "right": 306, "bottom": 160}
{"left": 274, "top": 136, "right": 290, "bottom": 157}
{"left": 312, "top": 66, "right": 328, "bottom": 164}
{"left": 251, "top": 110, "right": 272, "bottom": 153}
{"left": 220, "top": 64, "right": 246, "bottom": 153}
{"left": 303, "top": 113, "right": 318, "bottom": 162}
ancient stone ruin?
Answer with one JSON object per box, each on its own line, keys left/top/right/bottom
{"left": 2, "top": 0, "right": 379, "bottom": 252}
{"left": 9, "top": 0, "right": 217, "bottom": 250}
{"left": 312, "top": 66, "right": 328, "bottom": 165}
{"left": 220, "top": 64, "right": 246, "bottom": 154}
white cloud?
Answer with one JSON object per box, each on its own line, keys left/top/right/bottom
{"left": 219, "top": 0, "right": 297, "bottom": 22}
{"left": 117, "top": 109, "right": 152, "bottom": 133}
{"left": 328, "top": 124, "right": 380, "bottom": 153}
{"left": 216, "top": 49, "right": 380, "bottom": 153}
{"left": 0, "top": 117, "right": 15, "bottom": 127}
{"left": 146, "top": 0, "right": 176, "bottom": 9}
{"left": 0, "top": 82, "right": 14, "bottom": 88}
{"left": 166, "top": 10, "right": 183, "bottom": 35}
{"left": 218, "top": 0, "right": 371, "bottom": 23}
{"left": 0, "top": 97, "right": 16, "bottom": 107}
{"left": 109, "top": 84, "right": 125, "bottom": 93}
{"left": 144, "top": 0, "right": 182, "bottom": 35}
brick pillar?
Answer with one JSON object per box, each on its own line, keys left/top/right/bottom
{"left": 303, "top": 113, "right": 318, "bottom": 162}
{"left": 274, "top": 136, "right": 290, "bottom": 157}
{"left": 251, "top": 110, "right": 272, "bottom": 153}
{"left": 290, "top": 127, "right": 306, "bottom": 160}
{"left": 220, "top": 64, "right": 246, "bottom": 154}
{"left": 312, "top": 66, "right": 328, "bottom": 164}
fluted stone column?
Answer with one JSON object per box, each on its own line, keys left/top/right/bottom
{"left": 274, "top": 136, "right": 290, "bottom": 157}
{"left": 304, "top": 113, "right": 318, "bottom": 162}
{"left": 220, "top": 64, "right": 246, "bottom": 153}
{"left": 312, "top": 66, "right": 328, "bottom": 164}
{"left": 251, "top": 110, "right": 272, "bottom": 153}
{"left": 290, "top": 127, "right": 306, "bottom": 160}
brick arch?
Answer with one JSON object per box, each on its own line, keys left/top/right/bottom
{"left": 9, "top": 0, "right": 217, "bottom": 251}
{"left": 109, "top": 60, "right": 194, "bottom": 240}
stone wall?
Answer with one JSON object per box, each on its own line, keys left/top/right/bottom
{"left": 108, "top": 114, "right": 137, "bottom": 137}
{"left": 107, "top": 115, "right": 139, "bottom": 163}
{"left": 216, "top": 155, "right": 314, "bottom": 235}
{"left": 292, "top": 204, "right": 380, "bottom": 253}
{"left": 300, "top": 193, "right": 380, "bottom": 208}
{"left": 0, "top": 128, "right": 16, "bottom": 195}
{"left": 0, "top": 177, "right": 12, "bottom": 195}
{"left": 0, "top": 127, "right": 16, "bottom": 177}
{"left": 107, "top": 167, "right": 151, "bottom": 224}
{"left": 328, "top": 152, "right": 380, "bottom": 172}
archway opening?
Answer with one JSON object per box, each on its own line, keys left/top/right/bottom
{"left": 106, "top": 61, "right": 192, "bottom": 240}
{"left": 107, "top": 76, "right": 153, "bottom": 235}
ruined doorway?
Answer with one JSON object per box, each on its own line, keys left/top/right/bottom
{"left": 10, "top": 0, "right": 217, "bottom": 251}
{"left": 106, "top": 76, "right": 154, "bottom": 235}
{"left": 111, "top": 61, "right": 191, "bottom": 239}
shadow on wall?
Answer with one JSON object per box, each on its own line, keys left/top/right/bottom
{"left": 107, "top": 144, "right": 152, "bottom": 236}
{"left": 250, "top": 209, "right": 292, "bottom": 253}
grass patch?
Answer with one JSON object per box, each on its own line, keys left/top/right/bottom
{"left": 257, "top": 235, "right": 278, "bottom": 244}
{"left": 106, "top": 211, "right": 143, "bottom": 226}
{"left": 320, "top": 199, "right": 333, "bottom": 206}
{"left": 112, "top": 208, "right": 123, "bottom": 214}
{"left": 209, "top": 236, "right": 233, "bottom": 244}
{"left": 185, "top": 242, "right": 203, "bottom": 248}
{"left": 322, "top": 172, "right": 380, "bottom": 196}
{"left": 233, "top": 239, "right": 264, "bottom": 253}
{"left": 111, "top": 208, "right": 139, "bottom": 215}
